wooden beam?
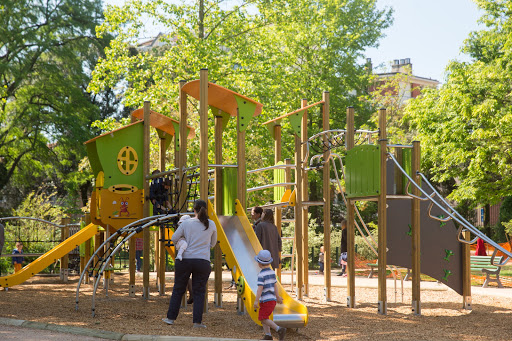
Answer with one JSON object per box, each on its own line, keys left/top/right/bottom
{"left": 143, "top": 101, "right": 151, "bottom": 299}
{"left": 275, "top": 124, "right": 282, "bottom": 281}
{"left": 199, "top": 69, "right": 209, "bottom": 313}
{"left": 322, "top": 92, "right": 331, "bottom": 301}
{"left": 214, "top": 110, "right": 224, "bottom": 307}
{"left": 178, "top": 80, "right": 188, "bottom": 212}
{"left": 158, "top": 136, "right": 167, "bottom": 295}
{"left": 301, "top": 99, "right": 309, "bottom": 297}
{"left": 462, "top": 231, "right": 472, "bottom": 309}
{"left": 377, "top": 108, "right": 387, "bottom": 315}
{"left": 295, "top": 132, "right": 303, "bottom": 300}
{"left": 346, "top": 107, "right": 355, "bottom": 308}
{"left": 411, "top": 140, "right": 421, "bottom": 315}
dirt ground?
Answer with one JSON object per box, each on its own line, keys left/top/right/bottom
{"left": 1, "top": 273, "right": 511, "bottom": 341}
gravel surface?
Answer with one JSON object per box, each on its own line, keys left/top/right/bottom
{"left": 0, "top": 272, "right": 511, "bottom": 340}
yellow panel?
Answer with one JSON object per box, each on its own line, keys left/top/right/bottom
{"left": 289, "top": 189, "right": 297, "bottom": 207}
{"left": 280, "top": 189, "right": 292, "bottom": 206}
{"left": 99, "top": 189, "right": 143, "bottom": 230}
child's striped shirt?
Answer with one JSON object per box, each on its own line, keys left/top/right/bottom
{"left": 257, "top": 267, "right": 277, "bottom": 303}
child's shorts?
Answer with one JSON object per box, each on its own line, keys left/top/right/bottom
{"left": 258, "top": 300, "right": 277, "bottom": 320}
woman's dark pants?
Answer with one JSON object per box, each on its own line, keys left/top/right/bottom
{"left": 166, "top": 258, "right": 211, "bottom": 323}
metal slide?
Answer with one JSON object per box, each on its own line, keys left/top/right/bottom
{"left": 0, "top": 223, "right": 99, "bottom": 288}
{"left": 207, "top": 200, "right": 308, "bottom": 329}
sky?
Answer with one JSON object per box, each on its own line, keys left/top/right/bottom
{"left": 103, "top": 0, "right": 484, "bottom": 84}
{"left": 366, "top": 0, "right": 483, "bottom": 83}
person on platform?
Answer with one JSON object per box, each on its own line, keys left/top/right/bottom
{"left": 150, "top": 170, "right": 171, "bottom": 215}
{"left": 255, "top": 209, "right": 282, "bottom": 271}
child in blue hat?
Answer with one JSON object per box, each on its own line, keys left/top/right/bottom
{"left": 253, "top": 249, "right": 287, "bottom": 340}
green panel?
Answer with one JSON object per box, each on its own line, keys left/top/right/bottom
{"left": 156, "top": 128, "right": 173, "bottom": 151}
{"left": 210, "top": 106, "right": 231, "bottom": 132}
{"left": 288, "top": 109, "right": 305, "bottom": 136}
{"left": 401, "top": 148, "right": 420, "bottom": 191}
{"left": 234, "top": 95, "right": 257, "bottom": 132}
{"left": 222, "top": 167, "right": 238, "bottom": 215}
{"left": 96, "top": 122, "right": 144, "bottom": 189}
{"left": 273, "top": 161, "right": 285, "bottom": 202}
{"left": 86, "top": 141, "right": 103, "bottom": 178}
{"left": 171, "top": 121, "right": 191, "bottom": 152}
{"left": 266, "top": 120, "right": 282, "bottom": 139}
{"left": 345, "top": 145, "right": 380, "bottom": 198}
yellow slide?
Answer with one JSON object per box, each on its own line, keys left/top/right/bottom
{"left": 208, "top": 200, "right": 308, "bottom": 329}
{"left": 0, "top": 223, "right": 99, "bottom": 288}
{"left": 164, "top": 228, "right": 176, "bottom": 259}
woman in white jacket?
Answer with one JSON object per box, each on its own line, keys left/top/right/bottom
{"left": 163, "top": 199, "right": 217, "bottom": 328}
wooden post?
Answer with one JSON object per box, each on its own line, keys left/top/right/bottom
{"left": 411, "top": 141, "right": 421, "bottom": 315}
{"left": 377, "top": 108, "right": 387, "bottom": 315}
{"left": 178, "top": 80, "right": 188, "bottom": 308}
{"left": 214, "top": 110, "right": 224, "bottom": 307}
{"left": 60, "top": 217, "right": 70, "bottom": 282}
{"left": 129, "top": 114, "right": 137, "bottom": 296}
{"left": 322, "top": 92, "right": 331, "bottom": 301}
{"left": 346, "top": 107, "right": 356, "bottom": 308}
{"left": 178, "top": 80, "right": 188, "bottom": 211}
{"left": 284, "top": 158, "right": 293, "bottom": 289}
{"left": 83, "top": 213, "right": 92, "bottom": 284}
{"left": 94, "top": 231, "right": 101, "bottom": 281}
{"left": 301, "top": 99, "right": 309, "bottom": 296}
{"left": 129, "top": 237, "right": 136, "bottom": 296}
{"left": 142, "top": 101, "right": 151, "bottom": 299}
{"left": 158, "top": 136, "right": 167, "bottom": 295}
{"left": 199, "top": 69, "right": 209, "bottom": 313}
{"left": 462, "top": 230, "right": 472, "bottom": 309}
{"left": 274, "top": 124, "right": 283, "bottom": 281}
{"left": 237, "top": 108, "right": 247, "bottom": 209}
{"left": 295, "top": 131, "right": 304, "bottom": 300}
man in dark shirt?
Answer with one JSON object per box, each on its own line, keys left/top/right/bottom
{"left": 338, "top": 219, "right": 347, "bottom": 276}
{"left": 150, "top": 170, "right": 171, "bottom": 215}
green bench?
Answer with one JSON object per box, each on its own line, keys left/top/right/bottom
{"left": 367, "top": 262, "right": 411, "bottom": 280}
{"left": 470, "top": 255, "right": 504, "bottom": 288}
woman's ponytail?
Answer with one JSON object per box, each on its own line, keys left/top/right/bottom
{"left": 194, "top": 199, "right": 209, "bottom": 230}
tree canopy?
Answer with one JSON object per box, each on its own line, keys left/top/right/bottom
{"left": 0, "top": 0, "right": 116, "bottom": 210}
{"left": 402, "top": 0, "right": 512, "bottom": 208}
{"left": 89, "top": 0, "right": 392, "bottom": 207}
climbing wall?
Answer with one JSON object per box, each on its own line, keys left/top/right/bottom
{"left": 386, "top": 163, "right": 463, "bottom": 295}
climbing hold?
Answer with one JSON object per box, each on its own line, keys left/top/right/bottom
{"left": 443, "top": 249, "right": 454, "bottom": 262}
{"left": 442, "top": 269, "right": 452, "bottom": 282}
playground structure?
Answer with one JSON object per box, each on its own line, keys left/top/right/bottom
{"left": 1, "top": 68, "right": 512, "bottom": 332}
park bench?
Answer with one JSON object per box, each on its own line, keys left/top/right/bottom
{"left": 367, "top": 262, "right": 411, "bottom": 280}
{"left": 470, "top": 255, "right": 504, "bottom": 288}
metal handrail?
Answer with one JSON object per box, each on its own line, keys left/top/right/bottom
{"left": 388, "top": 154, "right": 512, "bottom": 266}
{"left": 247, "top": 182, "right": 295, "bottom": 193}
{"left": 0, "top": 217, "right": 80, "bottom": 228}
{"left": 247, "top": 164, "right": 296, "bottom": 174}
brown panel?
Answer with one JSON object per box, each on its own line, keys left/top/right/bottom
{"left": 387, "top": 198, "right": 463, "bottom": 295}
